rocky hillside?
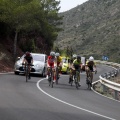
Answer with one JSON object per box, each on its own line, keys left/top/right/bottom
{"left": 0, "top": 37, "right": 23, "bottom": 72}
{"left": 55, "top": 0, "right": 120, "bottom": 62}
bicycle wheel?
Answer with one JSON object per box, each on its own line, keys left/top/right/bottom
{"left": 75, "top": 71, "right": 79, "bottom": 89}
{"left": 50, "top": 67, "right": 54, "bottom": 88}
{"left": 56, "top": 67, "right": 59, "bottom": 85}
{"left": 76, "top": 71, "right": 80, "bottom": 89}
{"left": 70, "top": 76, "right": 73, "bottom": 86}
{"left": 87, "top": 73, "right": 92, "bottom": 90}
{"left": 26, "top": 67, "right": 28, "bottom": 82}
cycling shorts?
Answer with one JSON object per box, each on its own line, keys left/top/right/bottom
{"left": 87, "top": 66, "right": 93, "bottom": 72}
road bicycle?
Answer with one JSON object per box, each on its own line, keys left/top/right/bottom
{"left": 48, "top": 66, "right": 54, "bottom": 88}
{"left": 86, "top": 70, "right": 97, "bottom": 90}
{"left": 23, "top": 63, "right": 33, "bottom": 82}
{"left": 74, "top": 69, "right": 81, "bottom": 89}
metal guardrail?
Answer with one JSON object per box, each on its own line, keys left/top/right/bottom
{"left": 94, "top": 60, "right": 120, "bottom": 100}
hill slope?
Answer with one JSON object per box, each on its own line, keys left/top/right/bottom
{"left": 55, "top": 0, "right": 120, "bottom": 62}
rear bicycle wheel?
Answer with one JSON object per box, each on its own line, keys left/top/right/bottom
{"left": 76, "top": 71, "right": 80, "bottom": 89}
{"left": 75, "top": 79, "right": 79, "bottom": 89}
{"left": 48, "top": 76, "right": 51, "bottom": 86}
{"left": 51, "top": 74, "right": 54, "bottom": 88}
{"left": 50, "top": 69, "right": 54, "bottom": 88}
{"left": 87, "top": 76, "right": 92, "bottom": 90}
{"left": 56, "top": 67, "right": 59, "bottom": 85}
{"left": 70, "top": 77, "right": 73, "bottom": 86}
{"left": 26, "top": 68, "right": 28, "bottom": 82}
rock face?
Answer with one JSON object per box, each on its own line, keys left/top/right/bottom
{"left": 56, "top": 0, "right": 120, "bottom": 62}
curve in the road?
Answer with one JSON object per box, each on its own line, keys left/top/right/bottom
{"left": 37, "top": 78, "right": 116, "bottom": 120}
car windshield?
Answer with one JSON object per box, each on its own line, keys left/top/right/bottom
{"left": 32, "top": 54, "right": 44, "bottom": 62}
{"left": 62, "top": 58, "right": 67, "bottom": 63}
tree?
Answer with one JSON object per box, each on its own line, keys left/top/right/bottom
{"left": 0, "top": 0, "right": 62, "bottom": 59}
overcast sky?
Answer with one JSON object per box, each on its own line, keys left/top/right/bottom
{"left": 58, "top": 0, "right": 89, "bottom": 12}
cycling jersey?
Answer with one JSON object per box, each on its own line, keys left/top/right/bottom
{"left": 56, "top": 56, "right": 62, "bottom": 66}
{"left": 73, "top": 59, "right": 81, "bottom": 70}
{"left": 86, "top": 61, "right": 96, "bottom": 71}
{"left": 47, "top": 55, "right": 55, "bottom": 67}
{"left": 24, "top": 55, "right": 33, "bottom": 64}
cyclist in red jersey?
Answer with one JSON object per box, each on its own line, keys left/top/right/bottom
{"left": 46, "top": 51, "right": 56, "bottom": 82}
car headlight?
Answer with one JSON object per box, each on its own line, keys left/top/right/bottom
{"left": 15, "top": 61, "right": 22, "bottom": 66}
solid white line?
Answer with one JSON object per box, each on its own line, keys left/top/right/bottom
{"left": 0, "top": 72, "right": 13, "bottom": 75}
{"left": 36, "top": 78, "right": 116, "bottom": 120}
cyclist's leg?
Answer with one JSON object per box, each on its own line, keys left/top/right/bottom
{"left": 47, "top": 67, "right": 50, "bottom": 79}
{"left": 58, "top": 65, "right": 61, "bottom": 79}
{"left": 85, "top": 67, "right": 91, "bottom": 84}
{"left": 85, "top": 66, "right": 90, "bottom": 79}
{"left": 89, "top": 67, "right": 94, "bottom": 83}
{"left": 53, "top": 66, "right": 56, "bottom": 82}
{"left": 90, "top": 71, "right": 93, "bottom": 83}
{"left": 77, "top": 68, "right": 81, "bottom": 86}
{"left": 72, "top": 69, "right": 76, "bottom": 80}
{"left": 69, "top": 68, "right": 74, "bottom": 83}
{"left": 28, "top": 64, "right": 31, "bottom": 79}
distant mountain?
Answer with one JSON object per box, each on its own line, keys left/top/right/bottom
{"left": 55, "top": 0, "right": 120, "bottom": 62}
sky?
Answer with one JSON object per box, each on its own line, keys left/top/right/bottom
{"left": 58, "top": 0, "right": 89, "bottom": 12}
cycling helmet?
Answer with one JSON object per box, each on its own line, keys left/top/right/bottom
{"left": 72, "top": 54, "right": 77, "bottom": 58}
{"left": 77, "top": 55, "right": 81, "bottom": 59}
{"left": 25, "top": 52, "right": 31, "bottom": 57}
{"left": 89, "top": 56, "right": 94, "bottom": 61}
{"left": 50, "top": 51, "right": 55, "bottom": 56}
{"left": 55, "top": 52, "right": 60, "bottom": 57}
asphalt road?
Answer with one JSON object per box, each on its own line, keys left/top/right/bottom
{"left": 0, "top": 64, "right": 120, "bottom": 120}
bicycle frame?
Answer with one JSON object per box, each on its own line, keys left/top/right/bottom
{"left": 48, "top": 66, "right": 54, "bottom": 88}
{"left": 55, "top": 66, "right": 60, "bottom": 84}
{"left": 87, "top": 70, "right": 93, "bottom": 90}
{"left": 74, "top": 69, "right": 80, "bottom": 89}
{"left": 23, "top": 63, "right": 33, "bottom": 82}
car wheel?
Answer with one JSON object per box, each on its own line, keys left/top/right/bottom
{"left": 14, "top": 71, "right": 19, "bottom": 75}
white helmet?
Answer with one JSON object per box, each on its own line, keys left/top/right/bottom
{"left": 72, "top": 54, "right": 77, "bottom": 58}
{"left": 89, "top": 56, "right": 94, "bottom": 61}
{"left": 50, "top": 51, "right": 55, "bottom": 56}
{"left": 55, "top": 52, "right": 60, "bottom": 57}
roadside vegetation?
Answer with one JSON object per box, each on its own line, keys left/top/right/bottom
{"left": 55, "top": 0, "right": 120, "bottom": 63}
{"left": 0, "top": 0, "right": 62, "bottom": 59}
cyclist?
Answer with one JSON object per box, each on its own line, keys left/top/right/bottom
{"left": 72, "top": 55, "right": 82, "bottom": 86}
{"left": 55, "top": 52, "right": 62, "bottom": 79}
{"left": 68, "top": 54, "right": 77, "bottom": 84}
{"left": 22, "top": 52, "right": 33, "bottom": 79}
{"left": 85, "top": 56, "right": 97, "bottom": 83}
{"left": 46, "top": 51, "right": 56, "bottom": 82}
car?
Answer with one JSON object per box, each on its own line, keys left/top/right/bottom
{"left": 61, "top": 56, "right": 70, "bottom": 74}
{"left": 81, "top": 56, "right": 86, "bottom": 71}
{"left": 14, "top": 53, "right": 47, "bottom": 77}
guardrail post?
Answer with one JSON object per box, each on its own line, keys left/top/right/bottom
{"left": 114, "top": 90, "right": 118, "bottom": 100}
{"left": 101, "top": 84, "right": 107, "bottom": 94}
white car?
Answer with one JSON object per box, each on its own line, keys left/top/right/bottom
{"left": 14, "top": 53, "right": 47, "bottom": 77}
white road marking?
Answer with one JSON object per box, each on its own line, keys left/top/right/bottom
{"left": 37, "top": 78, "right": 116, "bottom": 120}
{"left": 0, "top": 72, "right": 13, "bottom": 75}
